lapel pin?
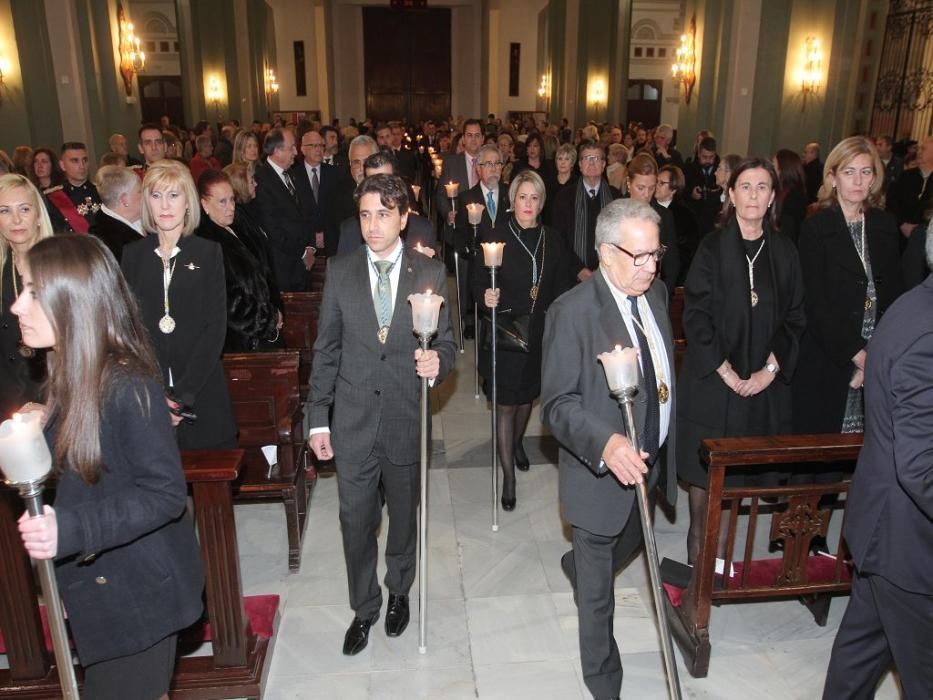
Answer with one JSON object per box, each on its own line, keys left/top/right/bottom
{"left": 186, "top": 262, "right": 200, "bottom": 271}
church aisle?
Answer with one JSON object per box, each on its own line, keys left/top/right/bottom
{"left": 232, "top": 333, "right": 902, "bottom": 700}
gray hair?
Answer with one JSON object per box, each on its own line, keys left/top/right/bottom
{"left": 926, "top": 218, "right": 933, "bottom": 271}
{"left": 594, "top": 198, "right": 660, "bottom": 249}
{"left": 477, "top": 143, "right": 500, "bottom": 161}
{"left": 656, "top": 124, "right": 674, "bottom": 139}
{"left": 348, "top": 134, "right": 379, "bottom": 156}
{"left": 95, "top": 165, "right": 140, "bottom": 208}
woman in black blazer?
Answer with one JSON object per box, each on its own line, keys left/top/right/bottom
{"left": 196, "top": 169, "right": 282, "bottom": 352}
{"left": 122, "top": 160, "right": 237, "bottom": 450}
{"left": 793, "top": 137, "right": 904, "bottom": 435}
{"left": 677, "top": 158, "right": 806, "bottom": 563}
{"left": 774, "top": 149, "right": 809, "bottom": 246}
{"left": 15, "top": 235, "right": 204, "bottom": 698}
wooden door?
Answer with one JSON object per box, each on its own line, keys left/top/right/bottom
{"left": 139, "top": 76, "right": 185, "bottom": 126}
{"left": 363, "top": 7, "right": 451, "bottom": 122}
{"left": 626, "top": 79, "right": 663, "bottom": 128}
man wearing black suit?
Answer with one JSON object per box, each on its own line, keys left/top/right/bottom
{"left": 321, "top": 125, "right": 346, "bottom": 168}
{"left": 434, "top": 119, "right": 484, "bottom": 229}
{"left": 390, "top": 122, "right": 418, "bottom": 184}
{"left": 682, "top": 136, "right": 722, "bottom": 237}
{"left": 822, "top": 236, "right": 933, "bottom": 699}
{"left": 648, "top": 124, "right": 684, "bottom": 168}
{"left": 332, "top": 135, "right": 380, "bottom": 234}
{"left": 551, "top": 141, "right": 621, "bottom": 283}
{"left": 803, "top": 142, "right": 824, "bottom": 203}
{"left": 295, "top": 129, "right": 337, "bottom": 254}
{"left": 253, "top": 128, "right": 316, "bottom": 291}
{"left": 309, "top": 175, "right": 456, "bottom": 656}
{"left": 542, "top": 199, "right": 677, "bottom": 700}
{"left": 90, "top": 165, "right": 145, "bottom": 261}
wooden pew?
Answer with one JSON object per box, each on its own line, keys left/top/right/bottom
{"left": 280, "top": 291, "right": 322, "bottom": 403}
{"left": 306, "top": 255, "right": 327, "bottom": 293}
{"left": 0, "top": 449, "right": 279, "bottom": 699}
{"left": 224, "top": 350, "right": 311, "bottom": 572}
{"left": 664, "top": 433, "right": 862, "bottom": 678}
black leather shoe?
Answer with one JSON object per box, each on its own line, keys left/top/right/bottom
{"left": 501, "top": 475, "right": 516, "bottom": 511}
{"left": 385, "top": 594, "right": 410, "bottom": 637}
{"left": 463, "top": 324, "right": 475, "bottom": 340}
{"left": 514, "top": 444, "right": 530, "bottom": 472}
{"left": 342, "top": 613, "right": 379, "bottom": 655}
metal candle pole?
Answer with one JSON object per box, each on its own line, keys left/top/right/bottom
{"left": 465, "top": 203, "right": 486, "bottom": 400}
{"left": 0, "top": 413, "right": 80, "bottom": 699}
{"left": 408, "top": 291, "right": 444, "bottom": 654}
{"left": 598, "top": 346, "right": 682, "bottom": 700}
{"left": 481, "top": 242, "right": 505, "bottom": 532}
{"left": 445, "top": 182, "right": 464, "bottom": 353}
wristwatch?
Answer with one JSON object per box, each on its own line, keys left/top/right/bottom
{"left": 766, "top": 362, "right": 777, "bottom": 374}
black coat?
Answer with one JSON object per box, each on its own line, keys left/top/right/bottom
{"left": 51, "top": 372, "right": 204, "bottom": 665}
{"left": 291, "top": 160, "right": 338, "bottom": 255}
{"left": 683, "top": 160, "right": 722, "bottom": 237}
{"left": 650, "top": 199, "right": 681, "bottom": 295}
{"left": 90, "top": 210, "right": 143, "bottom": 262}
{"left": 551, "top": 179, "right": 621, "bottom": 274}
{"left": 0, "top": 256, "right": 45, "bottom": 418}
{"left": 454, "top": 183, "right": 511, "bottom": 254}
{"left": 253, "top": 162, "right": 314, "bottom": 291}
{"left": 663, "top": 198, "right": 700, "bottom": 285}
{"left": 121, "top": 234, "right": 237, "bottom": 449}
{"left": 676, "top": 220, "right": 805, "bottom": 484}
{"left": 793, "top": 206, "right": 904, "bottom": 433}
{"left": 778, "top": 188, "right": 808, "bottom": 245}
{"left": 197, "top": 215, "right": 280, "bottom": 352}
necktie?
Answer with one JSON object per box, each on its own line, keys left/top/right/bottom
{"left": 468, "top": 155, "right": 476, "bottom": 188}
{"left": 628, "top": 296, "right": 660, "bottom": 461}
{"left": 589, "top": 188, "right": 597, "bottom": 199}
{"left": 486, "top": 189, "right": 497, "bottom": 222}
{"left": 374, "top": 259, "right": 394, "bottom": 343}
{"left": 311, "top": 167, "right": 320, "bottom": 201}
{"left": 283, "top": 171, "right": 298, "bottom": 203}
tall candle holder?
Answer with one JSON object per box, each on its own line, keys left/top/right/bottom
{"left": 481, "top": 242, "right": 505, "bottom": 532}
{"left": 444, "top": 182, "right": 464, "bottom": 353}
{"left": 597, "top": 345, "right": 683, "bottom": 700}
{"left": 465, "top": 203, "right": 485, "bottom": 399}
{"left": 0, "top": 412, "right": 80, "bottom": 699}
{"left": 408, "top": 290, "right": 444, "bottom": 654}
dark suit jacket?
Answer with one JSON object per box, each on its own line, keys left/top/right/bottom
{"left": 892, "top": 167, "right": 932, "bottom": 226}
{"left": 309, "top": 245, "right": 457, "bottom": 466}
{"left": 551, "top": 179, "right": 621, "bottom": 274}
{"left": 434, "top": 152, "right": 473, "bottom": 222}
{"left": 51, "top": 373, "right": 204, "bottom": 665}
{"left": 253, "top": 161, "right": 314, "bottom": 291}
{"left": 336, "top": 213, "right": 438, "bottom": 256}
{"left": 393, "top": 147, "right": 418, "bottom": 183}
{"left": 541, "top": 274, "right": 678, "bottom": 536}
{"left": 793, "top": 206, "right": 904, "bottom": 433}
{"left": 453, "top": 183, "right": 511, "bottom": 253}
{"left": 846, "top": 276, "right": 933, "bottom": 593}
{"left": 683, "top": 160, "right": 722, "bottom": 237}
{"left": 121, "top": 234, "right": 237, "bottom": 449}
{"left": 90, "top": 210, "right": 143, "bottom": 262}
{"left": 291, "top": 159, "right": 338, "bottom": 254}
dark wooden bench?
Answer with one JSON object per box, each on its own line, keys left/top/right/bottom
{"left": 0, "top": 449, "right": 279, "bottom": 699}
{"left": 280, "top": 291, "right": 322, "bottom": 403}
{"left": 664, "top": 433, "right": 862, "bottom": 678}
{"left": 306, "top": 256, "right": 327, "bottom": 293}
{"left": 224, "top": 351, "right": 312, "bottom": 572}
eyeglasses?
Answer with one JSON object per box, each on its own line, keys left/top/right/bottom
{"left": 302, "top": 142, "right": 324, "bottom": 149}
{"left": 479, "top": 161, "right": 503, "bottom": 168}
{"left": 580, "top": 155, "right": 606, "bottom": 164}
{"left": 657, "top": 180, "right": 673, "bottom": 188}
{"left": 607, "top": 242, "right": 668, "bottom": 266}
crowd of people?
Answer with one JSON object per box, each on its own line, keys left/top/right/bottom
{"left": 1, "top": 111, "right": 931, "bottom": 699}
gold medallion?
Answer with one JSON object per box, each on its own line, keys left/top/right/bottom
{"left": 530, "top": 285, "right": 538, "bottom": 300}
{"left": 377, "top": 326, "right": 389, "bottom": 344}
{"left": 865, "top": 297, "right": 872, "bottom": 311}
{"left": 658, "top": 381, "right": 670, "bottom": 404}
{"left": 750, "top": 290, "right": 759, "bottom": 307}
{"left": 158, "top": 314, "right": 176, "bottom": 334}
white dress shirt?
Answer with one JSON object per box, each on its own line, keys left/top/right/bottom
{"left": 100, "top": 204, "right": 144, "bottom": 235}
{"left": 268, "top": 159, "right": 292, "bottom": 191}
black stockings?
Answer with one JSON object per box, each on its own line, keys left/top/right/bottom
{"left": 686, "top": 485, "right": 731, "bottom": 565}
{"left": 496, "top": 402, "right": 532, "bottom": 498}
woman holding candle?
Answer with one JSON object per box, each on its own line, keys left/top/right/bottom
{"left": 676, "top": 158, "right": 806, "bottom": 564}
{"left": 121, "top": 160, "right": 237, "bottom": 450}
{"left": 0, "top": 174, "right": 54, "bottom": 419}
{"left": 471, "top": 170, "right": 574, "bottom": 510}
{"left": 14, "top": 234, "right": 204, "bottom": 699}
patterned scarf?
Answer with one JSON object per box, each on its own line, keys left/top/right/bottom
{"left": 573, "top": 178, "right": 613, "bottom": 266}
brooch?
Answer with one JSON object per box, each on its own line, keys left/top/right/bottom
{"left": 186, "top": 263, "right": 200, "bottom": 271}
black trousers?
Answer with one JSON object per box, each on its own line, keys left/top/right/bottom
{"left": 336, "top": 443, "right": 419, "bottom": 619}
{"left": 567, "top": 505, "right": 645, "bottom": 700}
{"left": 823, "top": 570, "right": 933, "bottom": 699}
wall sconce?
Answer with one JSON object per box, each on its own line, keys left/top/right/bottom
{"left": 117, "top": 2, "right": 145, "bottom": 96}
{"left": 799, "top": 36, "right": 823, "bottom": 96}
{"left": 672, "top": 15, "right": 696, "bottom": 104}
{"left": 588, "top": 77, "right": 606, "bottom": 110}
{"left": 0, "top": 54, "right": 10, "bottom": 108}
{"left": 266, "top": 68, "right": 279, "bottom": 98}
{"left": 207, "top": 75, "right": 223, "bottom": 118}
{"left": 537, "top": 73, "right": 549, "bottom": 99}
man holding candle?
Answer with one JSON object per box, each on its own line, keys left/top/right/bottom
{"left": 308, "top": 174, "right": 456, "bottom": 656}
{"left": 541, "top": 198, "right": 678, "bottom": 700}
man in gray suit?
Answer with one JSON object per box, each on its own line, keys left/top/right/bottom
{"left": 308, "top": 174, "right": 457, "bottom": 655}
{"left": 541, "top": 199, "right": 678, "bottom": 700}
{"left": 434, "top": 118, "right": 484, "bottom": 227}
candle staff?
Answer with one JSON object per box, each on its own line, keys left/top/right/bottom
{"left": 480, "top": 241, "right": 504, "bottom": 531}
{"left": 444, "top": 181, "right": 464, "bottom": 352}
{"left": 465, "top": 202, "right": 485, "bottom": 399}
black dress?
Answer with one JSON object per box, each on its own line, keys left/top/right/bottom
{"left": 470, "top": 217, "right": 574, "bottom": 405}
{"left": 0, "top": 256, "right": 45, "bottom": 417}
{"left": 676, "top": 221, "right": 805, "bottom": 487}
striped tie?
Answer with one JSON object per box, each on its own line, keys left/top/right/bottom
{"left": 374, "top": 259, "right": 394, "bottom": 343}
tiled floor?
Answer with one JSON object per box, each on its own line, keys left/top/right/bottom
{"left": 240, "top": 332, "right": 904, "bottom": 699}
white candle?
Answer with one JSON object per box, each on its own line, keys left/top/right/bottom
{"left": 466, "top": 202, "right": 485, "bottom": 226}
{"left": 444, "top": 181, "right": 459, "bottom": 199}
{"left": 480, "top": 241, "right": 505, "bottom": 267}
{"left": 408, "top": 290, "right": 444, "bottom": 336}
{"left": 433, "top": 164, "right": 442, "bottom": 179}
{"left": 411, "top": 184, "right": 422, "bottom": 200}
{"left": 0, "top": 412, "right": 53, "bottom": 484}
{"left": 598, "top": 344, "right": 639, "bottom": 393}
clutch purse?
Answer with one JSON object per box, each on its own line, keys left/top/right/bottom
{"left": 481, "top": 310, "right": 531, "bottom": 353}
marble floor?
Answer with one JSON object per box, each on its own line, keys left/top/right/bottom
{"left": 235, "top": 332, "right": 902, "bottom": 700}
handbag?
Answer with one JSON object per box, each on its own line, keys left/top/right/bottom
{"left": 481, "top": 309, "right": 531, "bottom": 353}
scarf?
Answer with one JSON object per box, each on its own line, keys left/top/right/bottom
{"left": 573, "top": 178, "right": 614, "bottom": 266}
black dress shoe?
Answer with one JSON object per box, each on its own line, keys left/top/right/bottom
{"left": 501, "top": 474, "right": 516, "bottom": 511}
{"left": 463, "top": 324, "right": 475, "bottom": 340}
{"left": 514, "top": 444, "right": 530, "bottom": 472}
{"left": 342, "top": 613, "right": 379, "bottom": 655}
{"left": 385, "top": 594, "right": 410, "bottom": 637}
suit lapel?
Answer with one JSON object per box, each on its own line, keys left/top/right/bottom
{"left": 387, "top": 250, "right": 415, "bottom": 346}
{"left": 354, "top": 248, "right": 380, "bottom": 340}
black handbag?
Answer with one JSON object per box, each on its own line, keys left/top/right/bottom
{"left": 481, "top": 310, "right": 531, "bottom": 353}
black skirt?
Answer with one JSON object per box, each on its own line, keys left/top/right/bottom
{"left": 82, "top": 633, "right": 177, "bottom": 699}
